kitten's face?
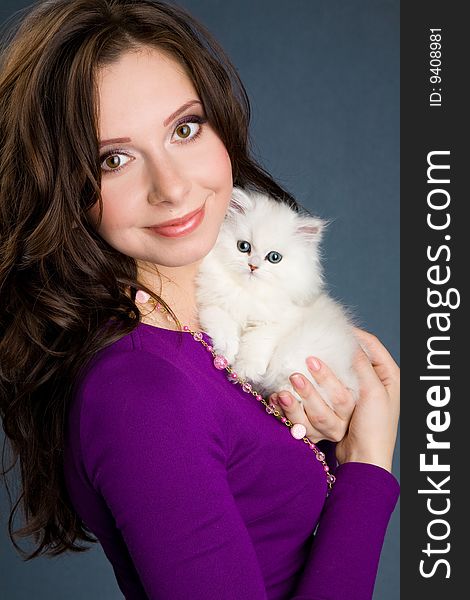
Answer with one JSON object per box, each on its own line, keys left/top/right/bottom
{"left": 211, "top": 187, "right": 325, "bottom": 303}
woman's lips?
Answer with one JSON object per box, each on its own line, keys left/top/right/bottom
{"left": 147, "top": 203, "right": 205, "bottom": 237}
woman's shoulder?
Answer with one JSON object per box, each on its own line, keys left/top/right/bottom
{"left": 76, "top": 324, "right": 169, "bottom": 385}
{"left": 78, "top": 322, "right": 193, "bottom": 383}
{"left": 71, "top": 323, "right": 206, "bottom": 424}
{"left": 64, "top": 323, "right": 228, "bottom": 498}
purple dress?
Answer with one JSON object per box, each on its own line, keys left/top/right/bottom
{"left": 63, "top": 323, "right": 399, "bottom": 599}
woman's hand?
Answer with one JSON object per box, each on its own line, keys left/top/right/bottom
{"left": 269, "top": 357, "right": 357, "bottom": 445}
{"left": 269, "top": 327, "right": 400, "bottom": 473}
{"left": 335, "top": 328, "right": 400, "bottom": 472}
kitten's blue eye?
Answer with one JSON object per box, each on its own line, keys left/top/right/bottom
{"left": 266, "top": 251, "right": 282, "bottom": 264}
{"left": 237, "top": 240, "right": 251, "bottom": 253}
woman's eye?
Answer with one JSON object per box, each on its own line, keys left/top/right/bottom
{"left": 173, "top": 120, "right": 201, "bottom": 142}
{"left": 266, "top": 250, "right": 282, "bottom": 263}
{"left": 237, "top": 240, "right": 251, "bottom": 253}
{"left": 101, "top": 153, "right": 133, "bottom": 173}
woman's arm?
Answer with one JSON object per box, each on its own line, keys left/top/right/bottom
{"left": 78, "top": 350, "right": 269, "bottom": 599}
{"left": 77, "top": 342, "right": 398, "bottom": 599}
{"left": 293, "top": 462, "right": 399, "bottom": 599}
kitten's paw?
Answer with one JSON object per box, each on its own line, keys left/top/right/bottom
{"left": 214, "top": 343, "right": 238, "bottom": 366}
{"left": 233, "top": 357, "right": 267, "bottom": 384}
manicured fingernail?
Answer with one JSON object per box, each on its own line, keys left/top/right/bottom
{"left": 270, "top": 393, "right": 279, "bottom": 404}
{"left": 291, "top": 374, "right": 305, "bottom": 388}
{"left": 307, "top": 356, "right": 321, "bottom": 371}
{"left": 278, "top": 392, "right": 291, "bottom": 407}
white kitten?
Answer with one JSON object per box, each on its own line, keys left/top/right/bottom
{"left": 195, "top": 186, "right": 359, "bottom": 408}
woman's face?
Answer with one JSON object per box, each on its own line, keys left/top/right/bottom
{"left": 90, "top": 47, "right": 233, "bottom": 268}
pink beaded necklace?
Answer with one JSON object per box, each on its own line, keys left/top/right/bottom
{"left": 135, "top": 290, "right": 336, "bottom": 491}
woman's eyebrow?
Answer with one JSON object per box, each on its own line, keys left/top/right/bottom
{"left": 162, "top": 99, "right": 202, "bottom": 127}
{"left": 99, "top": 137, "right": 131, "bottom": 148}
{"left": 99, "top": 100, "right": 202, "bottom": 148}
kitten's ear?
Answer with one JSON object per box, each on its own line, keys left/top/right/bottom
{"left": 226, "top": 186, "right": 254, "bottom": 219}
{"left": 296, "top": 216, "right": 326, "bottom": 243}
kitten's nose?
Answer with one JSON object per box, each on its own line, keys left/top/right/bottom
{"left": 248, "top": 264, "right": 258, "bottom": 272}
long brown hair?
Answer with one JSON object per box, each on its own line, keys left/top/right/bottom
{"left": 0, "top": 0, "right": 299, "bottom": 559}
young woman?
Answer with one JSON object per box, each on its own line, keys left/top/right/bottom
{"left": 0, "top": 1, "right": 400, "bottom": 598}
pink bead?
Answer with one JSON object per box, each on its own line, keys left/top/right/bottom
{"left": 183, "top": 325, "right": 190, "bottom": 331}
{"left": 213, "top": 355, "right": 228, "bottom": 370}
{"left": 323, "top": 464, "right": 330, "bottom": 472}
{"left": 136, "top": 290, "right": 150, "bottom": 303}
{"left": 229, "top": 371, "right": 238, "bottom": 379}
{"left": 290, "top": 423, "right": 307, "bottom": 440}
{"left": 255, "top": 394, "right": 263, "bottom": 401}
{"left": 281, "top": 417, "right": 287, "bottom": 423}
{"left": 207, "top": 345, "right": 213, "bottom": 352}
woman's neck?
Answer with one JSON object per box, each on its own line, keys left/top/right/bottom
{"left": 136, "top": 259, "right": 202, "bottom": 331}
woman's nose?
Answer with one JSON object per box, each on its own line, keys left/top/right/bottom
{"left": 146, "top": 151, "right": 191, "bottom": 206}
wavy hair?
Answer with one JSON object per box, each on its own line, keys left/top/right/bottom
{"left": 0, "top": 0, "right": 300, "bottom": 559}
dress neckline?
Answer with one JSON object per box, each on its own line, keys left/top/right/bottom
{"left": 137, "top": 321, "right": 210, "bottom": 337}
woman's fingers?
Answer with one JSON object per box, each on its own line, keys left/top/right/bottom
{"left": 281, "top": 388, "right": 344, "bottom": 443}
{"left": 335, "top": 328, "right": 400, "bottom": 471}
{"left": 268, "top": 356, "right": 355, "bottom": 443}
{"left": 303, "top": 356, "right": 355, "bottom": 421}
{"left": 269, "top": 391, "right": 322, "bottom": 439}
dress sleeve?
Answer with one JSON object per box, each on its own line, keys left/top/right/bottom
{"left": 291, "top": 462, "right": 400, "bottom": 600}
{"left": 79, "top": 349, "right": 269, "bottom": 600}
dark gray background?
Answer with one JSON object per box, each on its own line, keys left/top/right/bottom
{"left": 0, "top": 1, "right": 399, "bottom": 598}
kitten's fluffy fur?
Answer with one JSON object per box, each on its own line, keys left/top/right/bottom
{"left": 195, "top": 186, "right": 359, "bottom": 407}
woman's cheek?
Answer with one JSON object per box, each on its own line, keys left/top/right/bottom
{"left": 213, "top": 144, "right": 232, "bottom": 186}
